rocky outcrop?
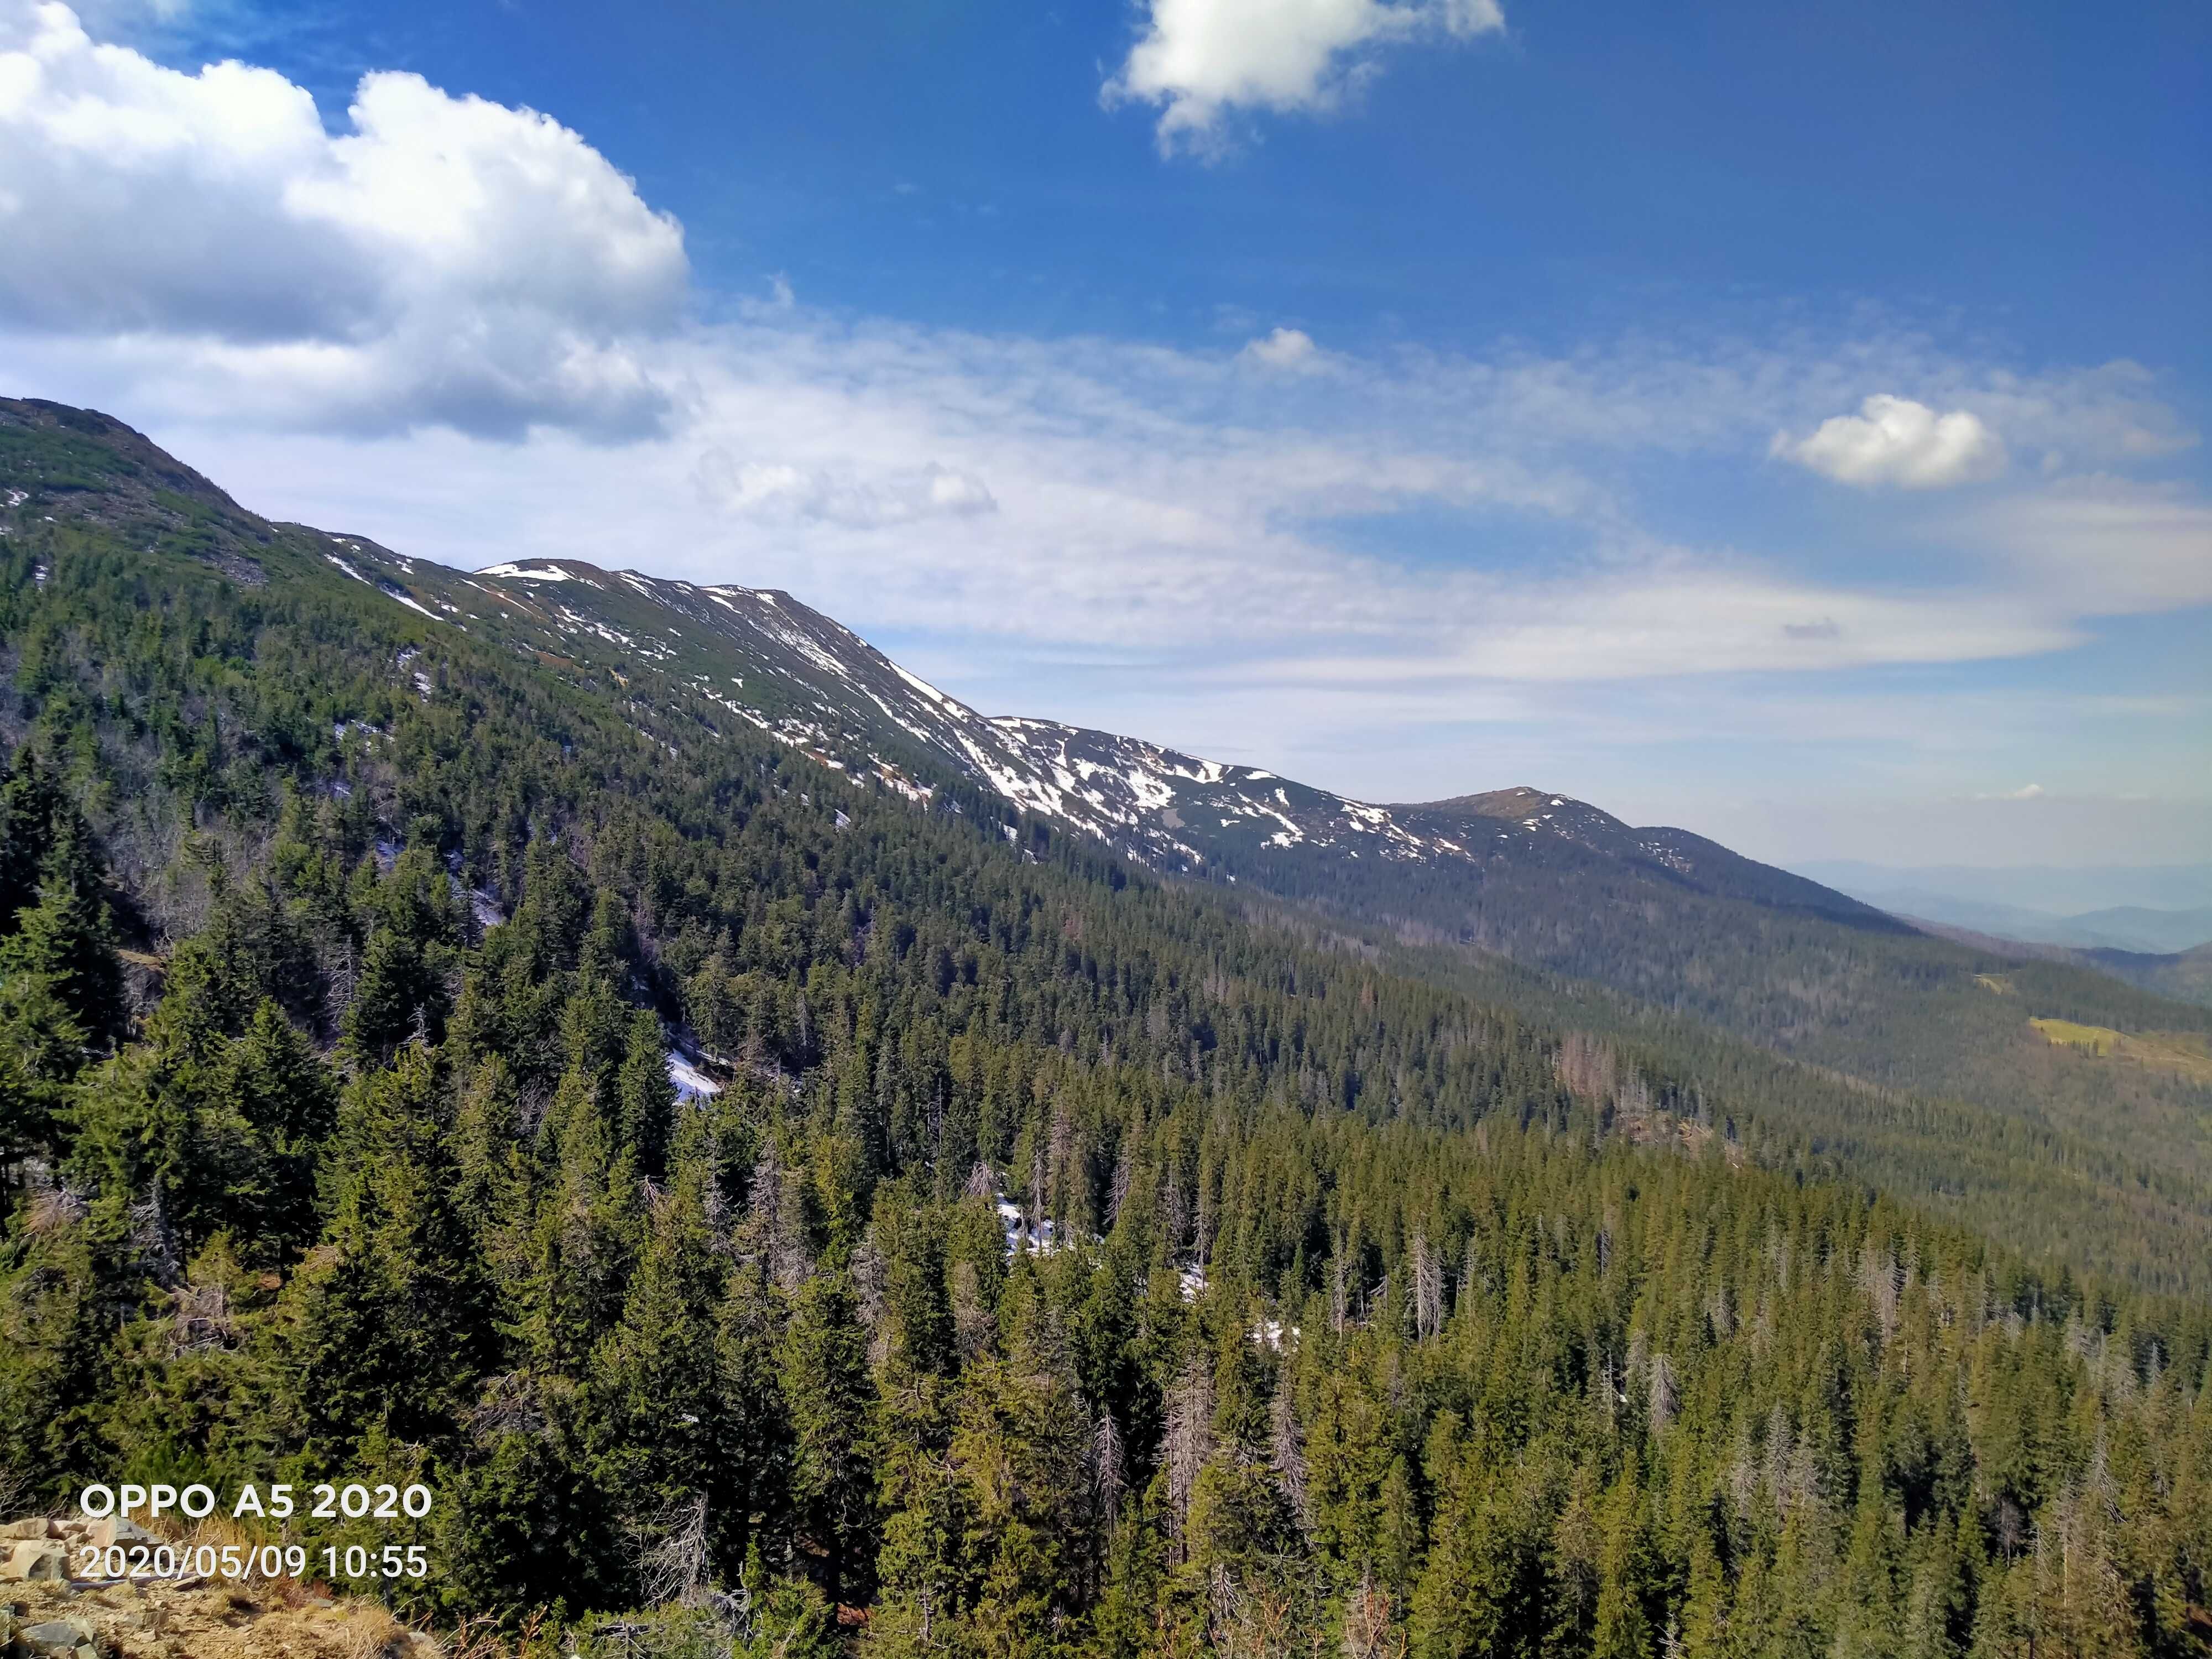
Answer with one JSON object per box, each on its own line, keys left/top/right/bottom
{"left": 0, "top": 1517, "right": 436, "bottom": 1659}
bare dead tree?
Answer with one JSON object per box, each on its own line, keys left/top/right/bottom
{"left": 1094, "top": 1412, "right": 1125, "bottom": 1525}
{"left": 1340, "top": 1571, "right": 1403, "bottom": 1659}
{"left": 1555, "top": 1032, "right": 1617, "bottom": 1102}
{"left": 1269, "top": 1372, "right": 1312, "bottom": 1538}
{"left": 170, "top": 1279, "right": 234, "bottom": 1357}
{"left": 635, "top": 1494, "right": 712, "bottom": 1610}
{"left": 0, "top": 1459, "right": 35, "bottom": 1521}
{"left": 1411, "top": 1233, "right": 1443, "bottom": 1340}
{"left": 1164, "top": 1171, "right": 1192, "bottom": 1261}
{"left": 129, "top": 1182, "right": 182, "bottom": 1289}
{"left": 1106, "top": 1139, "right": 1134, "bottom": 1228}
{"left": 753, "top": 1147, "right": 813, "bottom": 1292}
{"left": 1647, "top": 1351, "right": 1677, "bottom": 1437}
{"left": 1029, "top": 1139, "right": 1048, "bottom": 1240}
{"left": 1164, "top": 1357, "right": 1215, "bottom": 1556}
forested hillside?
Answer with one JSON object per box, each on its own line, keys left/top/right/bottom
{"left": 2, "top": 397, "right": 2210, "bottom": 1657}
{"left": 40, "top": 388, "right": 2193, "bottom": 1183}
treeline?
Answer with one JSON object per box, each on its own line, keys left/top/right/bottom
{"left": 0, "top": 422, "right": 2209, "bottom": 1656}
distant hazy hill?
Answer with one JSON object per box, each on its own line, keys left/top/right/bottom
{"left": 1800, "top": 858, "right": 2212, "bottom": 952}
{"left": 1861, "top": 889, "right": 2212, "bottom": 953}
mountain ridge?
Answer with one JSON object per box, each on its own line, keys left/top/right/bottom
{"left": 0, "top": 395, "right": 1957, "bottom": 935}
{"left": 349, "top": 544, "right": 1916, "bottom": 933}
{"left": 11, "top": 393, "right": 2212, "bottom": 1287}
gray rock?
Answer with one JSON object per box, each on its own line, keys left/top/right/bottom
{"left": 0, "top": 1540, "right": 68, "bottom": 1582}
{"left": 76, "top": 1517, "right": 149, "bottom": 1550}
{"left": 15, "top": 1617, "right": 90, "bottom": 1655}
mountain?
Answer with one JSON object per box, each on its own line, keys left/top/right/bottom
{"left": 251, "top": 541, "right": 1907, "bottom": 938}
{"left": 8, "top": 394, "right": 2212, "bottom": 1288}
{"left": 1901, "top": 913, "right": 2212, "bottom": 1011}
{"left": 2072, "top": 906, "right": 2212, "bottom": 953}
{"left": 1959, "top": 930, "right": 2212, "bottom": 1011}
{"left": 2086, "top": 940, "right": 2212, "bottom": 1006}
{"left": 291, "top": 518, "right": 2212, "bottom": 1144}
{"left": 6, "top": 395, "right": 2212, "bottom": 1652}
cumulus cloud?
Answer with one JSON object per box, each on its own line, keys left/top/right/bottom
{"left": 1239, "top": 326, "right": 1321, "bottom": 371}
{"left": 0, "top": 0, "right": 687, "bottom": 436}
{"left": 1103, "top": 0, "right": 1504, "bottom": 156}
{"left": 1773, "top": 394, "right": 2006, "bottom": 489}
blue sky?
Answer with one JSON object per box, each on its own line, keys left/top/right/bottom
{"left": 2, "top": 0, "right": 2206, "bottom": 867}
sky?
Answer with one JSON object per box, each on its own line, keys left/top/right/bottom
{"left": 1, "top": 0, "right": 2206, "bottom": 870}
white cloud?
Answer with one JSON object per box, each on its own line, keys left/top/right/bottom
{"left": 1976, "top": 783, "right": 2046, "bottom": 800}
{"left": 102, "top": 307, "right": 2206, "bottom": 839}
{"left": 0, "top": 0, "right": 686, "bottom": 436}
{"left": 1968, "top": 475, "right": 2212, "bottom": 613}
{"left": 1773, "top": 394, "right": 2007, "bottom": 489}
{"left": 1103, "top": 0, "right": 1504, "bottom": 157}
{"left": 1220, "top": 564, "right": 2074, "bottom": 685}
{"left": 1239, "top": 326, "right": 1321, "bottom": 371}
{"left": 692, "top": 448, "right": 998, "bottom": 529}
{"left": 3, "top": 0, "right": 2203, "bottom": 841}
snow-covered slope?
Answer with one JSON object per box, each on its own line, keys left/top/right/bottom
{"left": 298, "top": 544, "right": 1894, "bottom": 926}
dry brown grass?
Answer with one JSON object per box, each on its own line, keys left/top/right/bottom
{"left": 340, "top": 1604, "right": 415, "bottom": 1659}
{"left": 2028, "top": 1018, "right": 2212, "bottom": 1083}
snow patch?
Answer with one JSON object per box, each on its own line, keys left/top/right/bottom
{"left": 891, "top": 662, "right": 965, "bottom": 711}
{"left": 384, "top": 587, "right": 447, "bottom": 624}
{"left": 667, "top": 1051, "right": 722, "bottom": 1102}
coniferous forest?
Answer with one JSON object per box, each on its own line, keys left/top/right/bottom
{"left": 2, "top": 400, "right": 2210, "bottom": 1657}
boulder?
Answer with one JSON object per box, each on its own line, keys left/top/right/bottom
{"left": 0, "top": 1539, "right": 68, "bottom": 1582}
{"left": 76, "top": 1517, "right": 149, "bottom": 1550}
{"left": 0, "top": 1519, "right": 56, "bottom": 1539}
{"left": 14, "top": 1616, "right": 92, "bottom": 1655}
